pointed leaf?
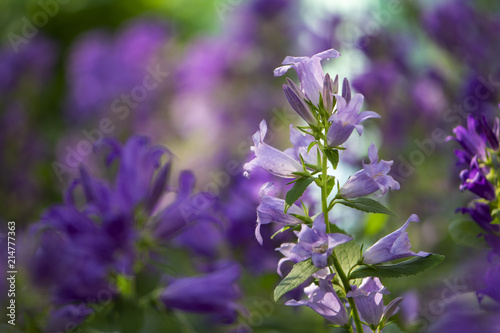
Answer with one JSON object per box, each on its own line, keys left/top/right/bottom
{"left": 285, "top": 177, "right": 315, "bottom": 213}
{"left": 324, "top": 148, "right": 339, "bottom": 169}
{"left": 349, "top": 254, "right": 445, "bottom": 279}
{"left": 334, "top": 240, "right": 363, "bottom": 286}
{"left": 337, "top": 198, "right": 397, "bottom": 217}
{"left": 274, "top": 259, "right": 320, "bottom": 301}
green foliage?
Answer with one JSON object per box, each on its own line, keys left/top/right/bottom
{"left": 350, "top": 254, "right": 445, "bottom": 279}
{"left": 337, "top": 197, "right": 398, "bottom": 217}
{"left": 333, "top": 240, "right": 363, "bottom": 286}
{"left": 274, "top": 259, "right": 321, "bottom": 302}
{"left": 324, "top": 148, "right": 339, "bottom": 169}
{"left": 285, "top": 177, "right": 315, "bottom": 213}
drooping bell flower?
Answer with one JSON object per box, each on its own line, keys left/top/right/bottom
{"left": 244, "top": 120, "right": 315, "bottom": 178}
{"left": 362, "top": 214, "right": 429, "bottom": 265}
{"left": 255, "top": 182, "right": 304, "bottom": 245}
{"left": 339, "top": 143, "right": 399, "bottom": 199}
{"left": 346, "top": 277, "right": 390, "bottom": 326}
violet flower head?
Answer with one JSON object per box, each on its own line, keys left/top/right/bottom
{"left": 346, "top": 277, "right": 390, "bottom": 326}
{"left": 326, "top": 93, "right": 380, "bottom": 147}
{"left": 286, "top": 214, "right": 352, "bottom": 268}
{"left": 160, "top": 261, "right": 241, "bottom": 323}
{"left": 458, "top": 202, "right": 497, "bottom": 234}
{"left": 244, "top": 120, "right": 315, "bottom": 178}
{"left": 285, "top": 125, "right": 319, "bottom": 166}
{"left": 447, "top": 116, "right": 487, "bottom": 165}
{"left": 362, "top": 214, "right": 429, "bottom": 265}
{"left": 459, "top": 157, "right": 496, "bottom": 200}
{"left": 274, "top": 49, "right": 341, "bottom": 105}
{"left": 285, "top": 274, "right": 349, "bottom": 326}
{"left": 256, "top": 182, "right": 304, "bottom": 245}
{"left": 339, "top": 143, "right": 400, "bottom": 199}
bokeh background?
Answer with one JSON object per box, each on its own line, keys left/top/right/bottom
{"left": 1, "top": 0, "right": 499, "bottom": 332}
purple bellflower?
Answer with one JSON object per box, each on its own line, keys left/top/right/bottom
{"left": 256, "top": 182, "right": 304, "bottom": 245}
{"left": 459, "top": 157, "right": 496, "bottom": 200}
{"left": 362, "top": 214, "right": 429, "bottom": 265}
{"left": 277, "top": 214, "right": 351, "bottom": 268}
{"left": 326, "top": 93, "right": 380, "bottom": 147}
{"left": 339, "top": 143, "right": 400, "bottom": 199}
{"left": 244, "top": 120, "right": 316, "bottom": 178}
{"left": 346, "top": 277, "right": 390, "bottom": 326}
{"left": 160, "top": 261, "right": 241, "bottom": 323}
{"left": 446, "top": 116, "right": 488, "bottom": 165}
{"left": 274, "top": 49, "right": 341, "bottom": 106}
{"left": 285, "top": 274, "right": 349, "bottom": 326}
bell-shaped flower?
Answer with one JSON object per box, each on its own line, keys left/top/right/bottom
{"left": 346, "top": 277, "right": 390, "bottom": 326}
{"left": 459, "top": 156, "right": 496, "bottom": 200}
{"left": 274, "top": 49, "right": 341, "bottom": 106}
{"left": 362, "top": 214, "right": 429, "bottom": 264}
{"left": 256, "top": 183, "right": 304, "bottom": 245}
{"left": 285, "top": 274, "right": 349, "bottom": 326}
{"left": 279, "top": 214, "right": 352, "bottom": 269}
{"left": 244, "top": 120, "right": 318, "bottom": 178}
{"left": 326, "top": 94, "right": 380, "bottom": 147}
{"left": 339, "top": 144, "right": 399, "bottom": 198}
{"left": 160, "top": 261, "right": 241, "bottom": 323}
{"left": 244, "top": 120, "right": 303, "bottom": 178}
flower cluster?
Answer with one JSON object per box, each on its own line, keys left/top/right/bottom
{"left": 244, "top": 49, "right": 440, "bottom": 332}
{"left": 449, "top": 114, "right": 500, "bottom": 309}
{"left": 27, "top": 136, "right": 241, "bottom": 332}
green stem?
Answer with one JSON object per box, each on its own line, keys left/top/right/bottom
{"left": 320, "top": 134, "right": 363, "bottom": 333}
{"left": 332, "top": 256, "right": 364, "bottom": 333}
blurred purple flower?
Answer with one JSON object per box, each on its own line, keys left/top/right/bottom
{"left": 362, "top": 214, "right": 429, "bottom": 264}
{"left": 339, "top": 143, "right": 399, "bottom": 198}
{"left": 160, "top": 261, "right": 241, "bottom": 323}
{"left": 447, "top": 116, "right": 488, "bottom": 165}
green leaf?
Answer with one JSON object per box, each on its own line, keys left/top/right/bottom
{"left": 307, "top": 141, "right": 319, "bottom": 153}
{"left": 274, "top": 259, "right": 321, "bottom": 301}
{"left": 333, "top": 240, "right": 363, "bottom": 286}
{"left": 337, "top": 198, "right": 397, "bottom": 217}
{"left": 349, "top": 254, "right": 445, "bottom": 279}
{"left": 324, "top": 148, "right": 339, "bottom": 169}
{"left": 285, "top": 177, "right": 315, "bottom": 213}
{"left": 449, "top": 219, "right": 489, "bottom": 248}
